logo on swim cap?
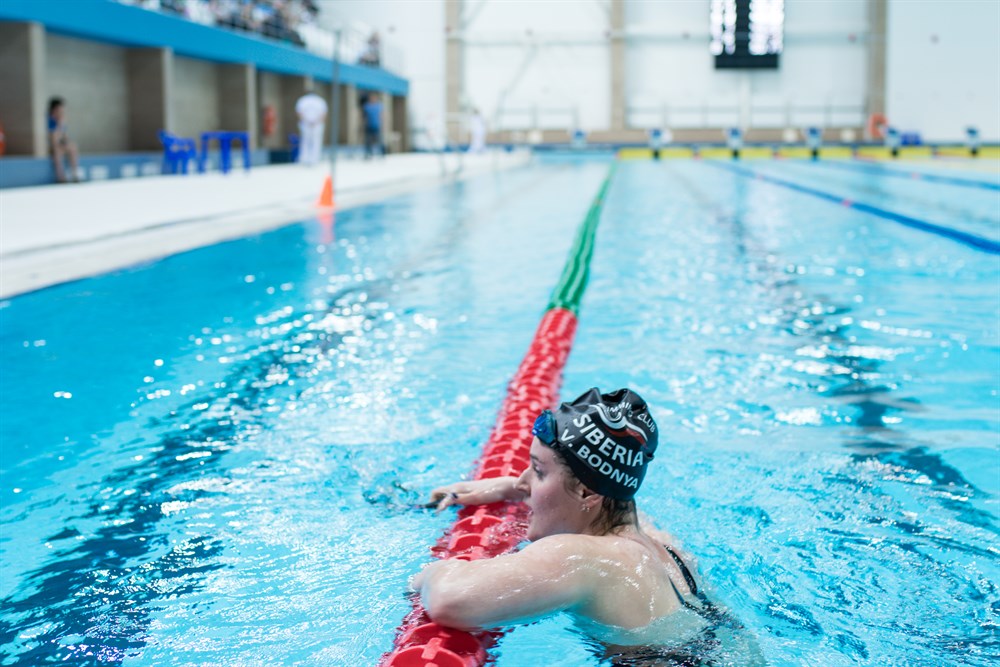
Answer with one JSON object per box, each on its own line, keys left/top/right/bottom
{"left": 547, "top": 387, "right": 658, "bottom": 500}
{"left": 593, "top": 402, "right": 650, "bottom": 447}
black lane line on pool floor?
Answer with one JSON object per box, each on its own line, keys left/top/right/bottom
{"left": 818, "top": 160, "right": 1000, "bottom": 192}
{"left": 706, "top": 161, "right": 1000, "bottom": 255}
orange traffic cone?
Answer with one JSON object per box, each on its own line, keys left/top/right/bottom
{"left": 316, "top": 174, "right": 334, "bottom": 209}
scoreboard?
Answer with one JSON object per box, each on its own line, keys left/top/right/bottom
{"left": 710, "top": 0, "right": 784, "bottom": 69}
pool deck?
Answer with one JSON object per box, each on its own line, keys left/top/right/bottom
{"left": 0, "top": 150, "right": 531, "bottom": 298}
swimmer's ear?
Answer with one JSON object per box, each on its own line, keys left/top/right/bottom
{"left": 578, "top": 486, "right": 602, "bottom": 512}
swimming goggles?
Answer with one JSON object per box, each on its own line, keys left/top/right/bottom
{"left": 531, "top": 410, "right": 557, "bottom": 445}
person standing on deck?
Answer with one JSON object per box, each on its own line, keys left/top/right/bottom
{"left": 362, "top": 93, "right": 384, "bottom": 159}
{"left": 295, "top": 86, "right": 327, "bottom": 166}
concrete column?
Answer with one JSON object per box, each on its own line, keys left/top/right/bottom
{"left": 0, "top": 22, "right": 47, "bottom": 156}
{"left": 866, "top": 0, "right": 887, "bottom": 132}
{"left": 313, "top": 81, "right": 331, "bottom": 145}
{"left": 609, "top": 0, "right": 626, "bottom": 131}
{"left": 392, "top": 95, "right": 409, "bottom": 152}
{"left": 341, "top": 84, "right": 359, "bottom": 145}
{"left": 445, "top": 0, "right": 463, "bottom": 144}
{"left": 281, "top": 75, "right": 310, "bottom": 144}
{"left": 126, "top": 47, "right": 173, "bottom": 150}
{"left": 219, "top": 62, "right": 257, "bottom": 149}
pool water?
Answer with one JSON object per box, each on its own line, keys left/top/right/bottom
{"left": 1, "top": 157, "right": 997, "bottom": 666}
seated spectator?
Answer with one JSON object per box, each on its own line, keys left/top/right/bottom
{"left": 301, "top": 0, "right": 318, "bottom": 23}
{"left": 251, "top": 1, "right": 275, "bottom": 34}
{"left": 276, "top": 0, "right": 306, "bottom": 46}
{"left": 134, "top": 0, "right": 309, "bottom": 46}
{"left": 232, "top": 1, "right": 259, "bottom": 32}
{"left": 47, "top": 97, "right": 80, "bottom": 184}
{"left": 210, "top": 0, "right": 239, "bottom": 28}
{"left": 159, "top": 0, "right": 185, "bottom": 15}
{"left": 358, "top": 31, "right": 381, "bottom": 67}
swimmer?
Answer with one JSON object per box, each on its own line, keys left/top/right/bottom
{"left": 412, "top": 388, "right": 764, "bottom": 663}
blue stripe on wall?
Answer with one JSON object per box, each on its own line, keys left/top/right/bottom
{"left": 0, "top": 0, "right": 408, "bottom": 95}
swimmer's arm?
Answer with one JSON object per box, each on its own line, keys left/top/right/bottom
{"left": 413, "top": 538, "right": 590, "bottom": 630}
{"left": 427, "top": 476, "right": 526, "bottom": 511}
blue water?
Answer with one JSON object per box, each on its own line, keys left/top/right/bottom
{"left": 1, "top": 158, "right": 998, "bottom": 666}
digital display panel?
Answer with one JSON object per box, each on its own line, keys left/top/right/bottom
{"left": 710, "top": 0, "right": 784, "bottom": 69}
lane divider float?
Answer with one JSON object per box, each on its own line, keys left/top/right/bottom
{"left": 706, "top": 161, "right": 1000, "bottom": 255}
{"left": 380, "top": 164, "right": 616, "bottom": 667}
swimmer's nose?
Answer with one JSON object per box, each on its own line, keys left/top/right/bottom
{"left": 514, "top": 468, "right": 530, "bottom": 495}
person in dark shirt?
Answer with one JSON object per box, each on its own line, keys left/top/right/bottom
{"left": 362, "top": 93, "right": 384, "bottom": 159}
{"left": 47, "top": 97, "right": 80, "bottom": 184}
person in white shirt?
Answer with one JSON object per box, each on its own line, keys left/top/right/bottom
{"left": 468, "top": 108, "right": 486, "bottom": 153}
{"left": 295, "top": 87, "right": 328, "bottom": 165}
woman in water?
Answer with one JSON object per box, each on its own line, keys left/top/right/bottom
{"left": 412, "top": 388, "right": 763, "bottom": 664}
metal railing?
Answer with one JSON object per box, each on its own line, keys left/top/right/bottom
{"left": 494, "top": 106, "right": 580, "bottom": 131}
{"left": 489, "top": 101, "right": 864, "bottom": 134}
{"left": 626, "top": 101, "right": 866, "bottom": 130}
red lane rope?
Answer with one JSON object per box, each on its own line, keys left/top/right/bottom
{"left": 380, "top": 307, "right": 578, "bottom": 667}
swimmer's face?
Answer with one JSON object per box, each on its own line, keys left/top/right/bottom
{"left": 515, "top": 438, "right": 585, "bottom": 541}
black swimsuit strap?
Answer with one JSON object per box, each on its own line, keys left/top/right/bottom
{"left": 663, "top": 545, "right": 741, "bottom": 631}
{"left": 664, "top": 545, "right": 699, "bottom": 596}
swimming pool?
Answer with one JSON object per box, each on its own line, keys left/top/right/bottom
{"left": 1, "top": 157, "right": 997, "bottom": 666}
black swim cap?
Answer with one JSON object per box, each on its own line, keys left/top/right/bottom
{"left": 544, "top": 387, "right": 658, "bottom": 500}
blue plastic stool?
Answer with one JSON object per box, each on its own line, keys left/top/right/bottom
{"left": 198, "top": 131, "right": 251, "bottom": 174}
{"left": 158, "top": 130, "right": 197, "bottom": 174}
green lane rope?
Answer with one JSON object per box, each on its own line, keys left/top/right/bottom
{"left": 547, "top": 163, "right": 617, "bottom": 314}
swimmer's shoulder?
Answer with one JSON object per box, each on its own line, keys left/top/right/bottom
{"left": 520, "top": 533, "right": 634, "bottom": 583}
{"left": 521, "top": 532, "right": 607, "bottom": 560}
{"left": 526, "top": 532, "right": 658, "bottom": 575}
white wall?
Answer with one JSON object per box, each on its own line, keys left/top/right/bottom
{"left": 318, "top": 0, "right": 1000, "bottom": 142}
{"left": 625, "top": 0, "right": 869, "bottom": 130}
{"left": 317, "top": 0, "right": 444, "bottom": 149}
{"left": 463, "top": 0, "right": 611, "bottom": 131}
{"left": 886, "top": 0, "right": 1000, "bottom": 142}
{"left": 464, "top": 0, "right": 871, "bottom": 133}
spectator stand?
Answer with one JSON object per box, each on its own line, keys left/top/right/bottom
{"left": 121, "top": 0, "right": 313, "bottom": 48}
{"left": 117, "top": 1, "right": 404, "bottom": 75}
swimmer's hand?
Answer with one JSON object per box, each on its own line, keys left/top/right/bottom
{"left": 427, "top": 476, "right": 524, "bottom": 512}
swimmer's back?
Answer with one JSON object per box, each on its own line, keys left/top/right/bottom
{"left": 549, "top": 531, "right": 700, "bottom": 638}
{"left": 553, "top": 532, "right": 765, "bottom": 664}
